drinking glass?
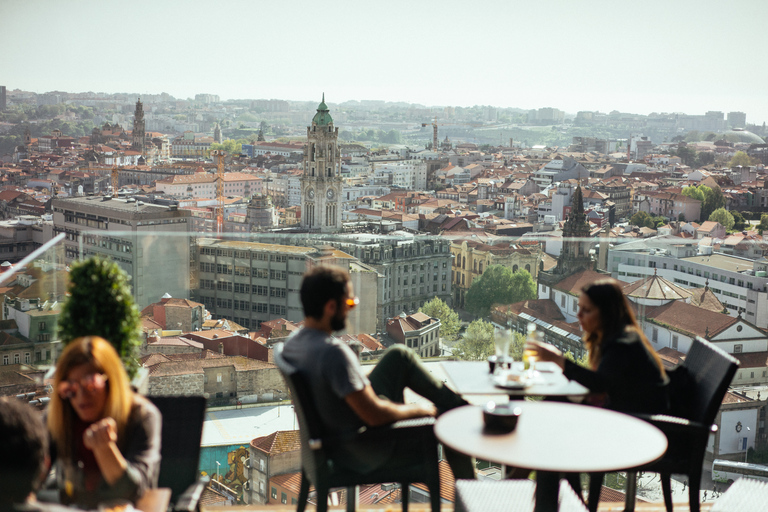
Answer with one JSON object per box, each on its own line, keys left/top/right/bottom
{"left": 57, "top": 459, "right": 84, "bottom": 506}
{"left": 493, "top": 328, "right": 511, "bottom": 374}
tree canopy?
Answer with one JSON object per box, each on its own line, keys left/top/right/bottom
{"left": 451, "top": 319, "right": 494, "bottom": 360}
{"left": 708, "top": 208, "right": 735, "bottom": 231}
{"left": 758, "top": 214, "right": 768, "bottom": 234}
{"left": 464, "top": 266, "right": 537, "bottom": 317}
{"left": 58, "top": 256, "right": 142, "bottom": 378}
{"left": 729, "top": 151, "right": 755, "bottom": 168}
{"left": 419, "top": 297, "right": 461, "bottom": 341}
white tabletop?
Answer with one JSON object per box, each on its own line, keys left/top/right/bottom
{"left": 442, "top": 361, "right": 589, "bottom": 397}
{"left": 435, "top": 403, "right": 667, "bottom": 473}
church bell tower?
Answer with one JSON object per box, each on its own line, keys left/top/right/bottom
{"left": 300, "top": 94, "right": 342, "bottom": 232}
{"left": 132, "top": 98, "right": 146, "bottom": 155}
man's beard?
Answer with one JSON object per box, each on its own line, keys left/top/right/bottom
{"left": 331, "top": 309, "right": 346, "bottom": 332}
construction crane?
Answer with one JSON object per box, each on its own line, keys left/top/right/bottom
{"left": 422, "top": 117, "right": 439, "bottom": 152}
{"left": 111, "top": 160, "right": 119, "bottom": 198}
{"left": 211, "top": 150, "right": 226, "bottom": 236}
{"left": 421, "top": 117, "right": 485, "bottom": 151}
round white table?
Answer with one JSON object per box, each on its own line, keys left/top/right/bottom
{"left": 435, "top": 403, "right": 668, "bottom": 511}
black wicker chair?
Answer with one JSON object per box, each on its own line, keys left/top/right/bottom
{"left": 274, "top": 343, "right": 442, "bottom": 512}
{"left": 619, "top": 337, "right": 739, "bottom": 512}
{"left": 148, "top": 395, "right": 208, "bottom": 512}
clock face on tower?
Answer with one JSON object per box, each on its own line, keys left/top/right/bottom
{"left": 307, "top": 188, "right": 314, "bottom": 199}
{"left": 326, "top": 188, "right": 335, "bottom": 200}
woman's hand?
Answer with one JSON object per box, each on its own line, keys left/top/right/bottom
{"left": 525, "top": 340, "right": 566, "bottom": 370}
{"left": 83, "top": 418, "right": 117, "bottom": 451}
{"left": 83, "top": 417, "right": 127, "bottom": 486}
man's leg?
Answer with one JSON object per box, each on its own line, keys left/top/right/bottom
{"left": 368, "top": 344, "right": 467, "bottom": 412}
{"left": 369, "top": 345, "right": 474, "bottom": 479}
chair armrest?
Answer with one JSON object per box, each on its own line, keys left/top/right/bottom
{"left": 174, "top": 476, "right": 209, "bottom": 512}
{"left": 313, "top": 417, "right": 436, "bottom": 449}
{"left": 631, "top": 413, "right": 712, "bottom": 435}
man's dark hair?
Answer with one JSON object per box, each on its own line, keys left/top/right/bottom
{"left": 300, "top": 266, "right": 349, "bottom": 319}
{"left": 0, "top": 398, "right": 48, "bottom": 504}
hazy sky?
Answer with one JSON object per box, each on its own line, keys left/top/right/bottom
{"left": 3, "top": 0, "right": 768, "bottom": 124}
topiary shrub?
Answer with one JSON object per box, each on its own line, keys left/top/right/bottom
{"left": 58, "top": 256, "right": 142, "bottom": 378}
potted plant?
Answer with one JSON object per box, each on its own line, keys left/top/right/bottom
{"left": 58, "top": 256, "right": 142, "bottom": 378}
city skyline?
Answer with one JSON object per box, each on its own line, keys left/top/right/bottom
{"left": 2, "top": 0, "right": 768, "bottom": 124}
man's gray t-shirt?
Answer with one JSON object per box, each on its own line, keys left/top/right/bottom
{"left": 282, "top": 327, "right": 394, "bottom": 473}
{"left": 282, "top": 327, "right": 369, "bottom": 434}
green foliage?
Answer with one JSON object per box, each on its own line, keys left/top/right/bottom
{"left": 419, "top": 297, "right": 461, "bottom": 341}
{"left": 452, "top": 319, "right": 494, "bottom": 361}
{"left": 465, "top": 266, "right": 537, "bottom": 317}
{"left": 210, "top": 140, "right": 243, "bottom": 155}
{"left": 681, "top": 186, "right": 705, "bottom": 203}
{"left": 731, "top": 211, "right": 747, "bottom": 231}
{"left": 564, "top": 350, "right": 590, "bottom": 367}
{"left": 758, "top": 214, "right": 768, "bottom": 235}
{"left": 58, "top": 256, "right": 142, "bottom": 378}
{"left": 630, "top": 211, "right": 656, "bottom": 229}
{"left": 729, "top": 151, "right": 755, "bottom": 168}
{"left": 709, "top": 208, "right": 735, "bottom": 231}
{"left": 702, "top": 185, "right": 725, "bottom": 221}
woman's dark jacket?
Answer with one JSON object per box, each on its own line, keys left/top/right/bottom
{"left": 564, "top": 327, "right": 669, "bottom": 414}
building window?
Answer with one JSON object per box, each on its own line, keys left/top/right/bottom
{"left": 281, "top": 493, "right": 287, "bottom": 504}
{"left": 2, "top": 355, "right": 7, "bottom": 365}
{"left": 272, "top": 487, "right": 277, "bottom": 500}
{"left": 24, "top": 352, "right": 30, "bottom": 364}
{"left": 652, "top": 328, "right": 658, "bottom": 342}
{"left": 671, "top": 336, "right": 678, "bottom": 350}
{"left": 734, "top": 344, "right": 743, "bottom": 354}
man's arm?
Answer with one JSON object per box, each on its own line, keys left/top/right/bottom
{"left": 345, "top": 385, "right": 437, "bottom": 427}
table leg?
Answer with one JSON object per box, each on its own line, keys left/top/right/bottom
{"left": 535, "top": 471, "right": 560, "bottom": 512}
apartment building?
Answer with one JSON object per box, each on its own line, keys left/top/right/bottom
{"left": 385, "top": 312, "right": 440, "bottom": 358}
{"left": 155, "top": 172, "right": 261, "bottom": 199}
{"left": 610, "top": 240, "right": 768, "bottom": 328}
{"left": 451, "top": 239, "right": 542, "bottom": 308}
{"left": 51, "top": 197, "right": 191, "bottom": 308}
{"left": 276, "top": 233, "right": 452, "bottom": 331}
{"left": 193, "top": 238, "right": 371, "bottom": 331}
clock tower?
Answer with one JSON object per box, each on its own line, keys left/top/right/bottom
{"left": 300, "top": 95, "right": 343, "bottom": 232}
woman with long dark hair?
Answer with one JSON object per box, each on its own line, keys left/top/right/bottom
{"left": 528, "top": 278, "right": 668, "bottom": 413}
{"left": 526, "top": 279, "right": 668, "bottom": 511}
{"left": 47, "top": 336, "right": 161, "bottom": 507}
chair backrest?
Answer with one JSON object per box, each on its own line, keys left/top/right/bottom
{"left": 679, "top": 337, "right": 739, "bottom": 425}
{"left": 273, "top": 343, "right": 328, "bottom": 481}
{"left": 148, "top": 395, "right": 207, "bottom": 501}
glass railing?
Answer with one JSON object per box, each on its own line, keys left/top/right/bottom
{"left": 2, "top": 229, "right": 760, "bottom": 507}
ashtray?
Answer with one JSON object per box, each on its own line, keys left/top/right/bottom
{"left": 482, "top": 401, "right": 522, "bottom": 434}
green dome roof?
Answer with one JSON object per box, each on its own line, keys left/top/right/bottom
{"left": 722, "top": 129, "right": 765, "bottom": 144}
{"left": 312, "top": 93, "right": 333, "bottom": 126}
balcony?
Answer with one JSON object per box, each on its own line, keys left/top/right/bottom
{"left": 1, "top": 230, "right": 760, "bottom": 510}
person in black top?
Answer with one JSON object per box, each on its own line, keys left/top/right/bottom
{"left": 526, "top": 278, "right": 669, "bottom": 511}
{"left": 0, "top": 398, "right": 71, "bottom": 512}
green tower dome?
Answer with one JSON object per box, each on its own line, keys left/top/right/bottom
{"left": 312, "top": 93, "right": 333, "bottom": 126}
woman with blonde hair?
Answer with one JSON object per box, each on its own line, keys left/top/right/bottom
{"left": 47, "top": 336, "right": 161, "bottom": 507}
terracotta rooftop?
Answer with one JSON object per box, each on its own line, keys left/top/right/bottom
{"left": 250, "top": 430, "right": 301, "bottom": 455}
{"left": 551, "top": 270, "right": 609, "bottom": 295}
{"left": 643, "top": 301, "right": 737, "bottom": 339}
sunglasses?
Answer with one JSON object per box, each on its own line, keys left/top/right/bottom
{"left": 58, "top": 373, "right": 109, "bottom": 400}
{"left": 345, "top": 297, "right": 360, "bottom": 309}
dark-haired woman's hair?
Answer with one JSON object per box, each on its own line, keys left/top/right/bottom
{"left": 300, "top": 265, "right": 349, "bottom": 319}
{"left": 581, "top": 279, "right": 665, "bottom": 377}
